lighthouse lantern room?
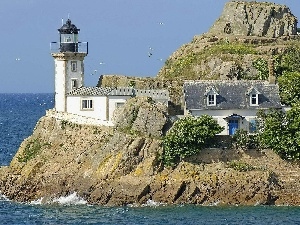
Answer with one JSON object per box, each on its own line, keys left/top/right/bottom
{"left": 58, "top": 19, "right": 80, "bottom": 52}
{"left": 51, "top": 19, "right": 88, "bottom": 112}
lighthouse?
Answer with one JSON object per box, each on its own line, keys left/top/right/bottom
{"left": 51, "top": 19, "right": 88, "bottom": 112}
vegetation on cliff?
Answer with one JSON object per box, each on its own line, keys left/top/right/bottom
{"left": 257, "top": 104, "right": 300, "bottom": 160}
{"left": 162, "top": 115, "right": 223, "bottom": 166}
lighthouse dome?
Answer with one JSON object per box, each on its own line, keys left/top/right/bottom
{"left": 58, "top": 19, "right": 80, "bottom": 34}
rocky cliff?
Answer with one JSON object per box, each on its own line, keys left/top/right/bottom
{"left": 0, "top": 97, "right": 300, "bottom": 206}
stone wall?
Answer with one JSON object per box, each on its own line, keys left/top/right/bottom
{"left": 46, "top": 109, "right": 114, "bottom": 126}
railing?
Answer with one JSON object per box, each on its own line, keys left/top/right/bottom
{"left": 50, "top": 42, "right": 88, "bottom": 54}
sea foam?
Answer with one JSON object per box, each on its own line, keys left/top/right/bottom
{"left": 31, "top": 192, "right": 87, "bottom": 205}
{"left": 0, "top": 192, "right": 10, "bottom": 201}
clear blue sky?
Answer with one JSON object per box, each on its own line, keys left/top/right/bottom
{"left": 0, "top": 0, "right": 299, "bottom": 93}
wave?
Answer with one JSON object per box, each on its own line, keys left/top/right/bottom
{"left": 0, "top": 192, "right": 10, "bottom": 201}
{"left": 128, "top": 199, "right": 167, "bottom": 208}
{"left": 30, "top": 192, "right": 87, "bottom": 205}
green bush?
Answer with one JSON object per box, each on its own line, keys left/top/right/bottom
{"left": 232, "top": 129, "right": 259, "bottom": 150}
{"left": 278, "top": 71, "right": 300, "bottom": 106}
{"left": 162, "top": 115, "right": 224, "bottom": 166}
{"left": 252, "top": 58, "right": 269, "bottom": 80}
{"left": 258, "top": 105, "right": 300, "bottom": 160}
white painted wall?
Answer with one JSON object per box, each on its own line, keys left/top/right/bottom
{"left": 108, "top": 96, "right": 132, "bottom": 121}
{"left": 52, "top": 52, "right": 86, "bottom": 113}
{"left": 189, "top": 109, "right": 259, "bottom": 135}
{"left": 67, "top": 96, "right": 108, "bottom": 121}
{"left": 54, "top": 60, "right": 66, "bottom": 112}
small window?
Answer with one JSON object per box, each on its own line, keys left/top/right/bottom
{"left": 250, "top": 94, "right": 258, "bottom": 106}
{"left": 208, "top": 94, "right": 216, "bottom": 106}
{"left": 116, "top": 102, "right": 125, "bottom": 108}
{"left": 71, "top": 61, "right": 77, "bottom": 72}
{"left": 249, "top": 119, "right": 257, "bottom": 133}
{"left": 71, "top": 79, "right": 77, "bottom": 89}
{"left": 81, "top": 99, "right": 93, "bottom": 110}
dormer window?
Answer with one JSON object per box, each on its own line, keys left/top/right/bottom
{"left": 247, "top": 86, "right": 260, "bottom": 106}
{"left": 250, "top": 93, "right": 258, "bottom": 106}
{"left": 208, "top": 94, "right": 216, "bottom": 106}
{"left": 205, "top": 86, "right": 218, "bottom": 106}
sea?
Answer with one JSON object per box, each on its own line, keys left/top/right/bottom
{"left": 0, "top": 93, "right": 300, "bottom": 225}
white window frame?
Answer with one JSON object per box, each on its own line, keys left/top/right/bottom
{"left": 81, "top": 99, "right": 93, "bottom": 111}
{"left": 71, "top": 61, "right": 77, "bottom": 72}
{"left": 207, "top": 94, "right": 216, "bottom": 106}
{"left": 71, "top": 79, "right": 77, "bottom": 89}
{"left": 250, "top": 93, "right": 258, "bottom": 106}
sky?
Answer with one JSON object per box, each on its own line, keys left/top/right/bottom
{"left": 0, "top": 0, "right": 299, "bottom": 93}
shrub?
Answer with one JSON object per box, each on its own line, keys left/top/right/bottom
{"left": 162, "top": 115, "right": 224, "bottom": 166}
{"left": 232, "top": 129, "right": 259, "bottom": 150}
{"left": 278, "top": 71, "right": 300, "bottom": 106}
{"left": 252, "top": 58, "right": 269, "bottom": 80}
{"left": 258, "top": 105, "right": 300, "bottom": 160}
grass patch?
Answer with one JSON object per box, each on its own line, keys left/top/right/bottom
{"left": 227, "top": 160, "right": 255, "bottom": 172}
{"left": 17, "top": 139, "right": 51, "bottom": 163}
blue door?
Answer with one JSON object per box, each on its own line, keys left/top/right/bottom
{"left": 229, "top": 119, "right": 239, "bottom": 135}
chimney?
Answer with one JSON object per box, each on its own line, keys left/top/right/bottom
{"left": 268, "top": 58, "right": 276, "bottom": 84}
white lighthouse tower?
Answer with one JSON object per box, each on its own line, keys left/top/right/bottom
{"left": 51, "top": 19, "right": 88, "bottom": 112}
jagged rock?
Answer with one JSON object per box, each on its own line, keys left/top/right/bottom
{"left": 208, "top": 1, "right": 297, "bottom": 38}
{"left": 113, "top": 97, "right": 169, "bottom": 137}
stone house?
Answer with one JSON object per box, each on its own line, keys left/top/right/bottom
{"left": 183, "top": 80, "right": 283, "bottom": 135}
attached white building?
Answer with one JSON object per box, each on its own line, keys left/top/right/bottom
{"left": 183, "top": 80, "right": 283, "bottom": 135}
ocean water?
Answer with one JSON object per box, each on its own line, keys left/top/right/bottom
{"left": 0, "top": 93, "right": 300, "bottom": 225}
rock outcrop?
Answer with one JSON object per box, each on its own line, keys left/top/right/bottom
{"left": 0, "top": 98, "right": 300, "bottom": 206}
{"left": 208, "top": 1, "right": 297, "bottom": 38}
{"left": 113, "top": 97, "right": 169, "bottom": 137}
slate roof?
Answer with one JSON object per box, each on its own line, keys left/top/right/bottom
{"left": 67, "top": 87, "right": 113, "bottom": 96}
{"left": 67, "top": 87, "right": 167, "bottom": 98}
{"left": 184, "top": 80, "right": 282, "bottom": 110}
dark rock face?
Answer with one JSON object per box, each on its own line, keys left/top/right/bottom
{"left": 208, "top": 1, "right": 297, "bottom": 38}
